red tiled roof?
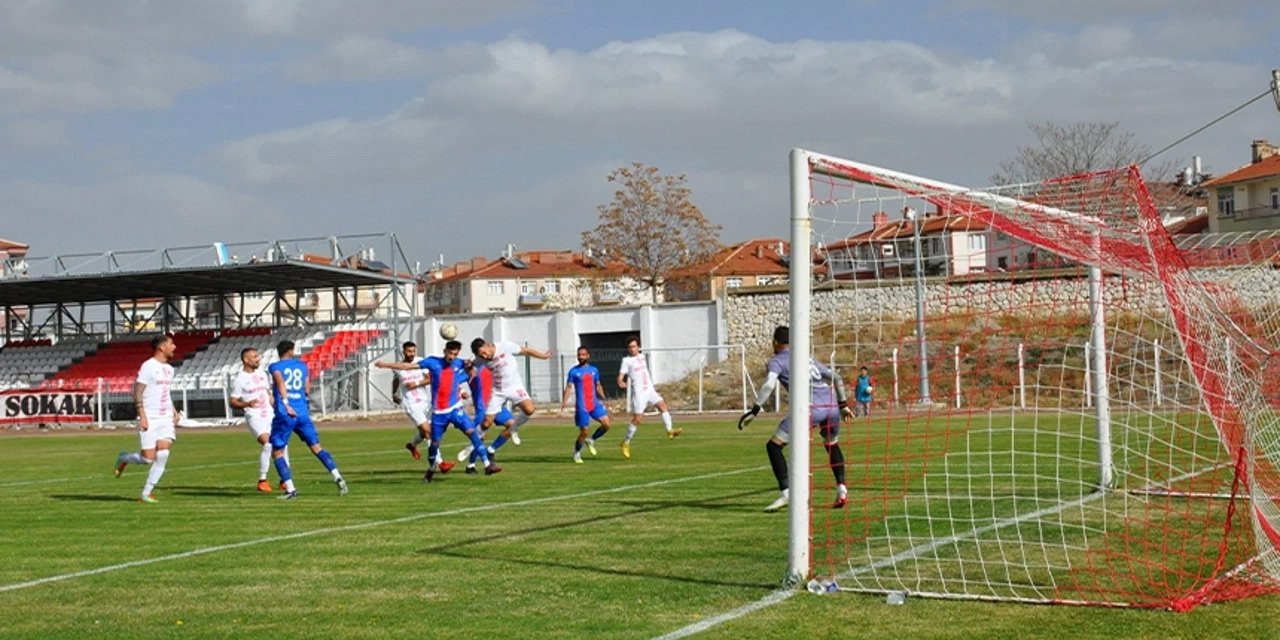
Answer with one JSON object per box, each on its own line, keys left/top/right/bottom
{"left": 0, "top": 237, "right": 29, "bottom": 252}
{"left": 1165, "top": 213, "right": 1208, "bottom": 235}
{"left": 823, "top": 214, "right": 985, "bottom": 252}
{"left": 428, "top": 250, "right": 629, "bottom": 284}
{"left": 672, "top": 239, "right": 788, "bottom": 278}
{"left": 1201, "top": 154, "right": 1280, "bottom": 187}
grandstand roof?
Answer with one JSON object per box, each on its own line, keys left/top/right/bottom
{"left": 0, "top": 259, "right": 409, "bottom": 307}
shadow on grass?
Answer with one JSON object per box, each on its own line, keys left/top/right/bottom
{"left": 49, "top": 494, "right": 136, "bottom": 502}
{"left": 163, "top": 485, "right": 255, "bottom": 498}
{"left": 416, "top": 487, "right": 776, "bottom": 590}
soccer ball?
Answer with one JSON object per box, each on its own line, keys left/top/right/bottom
{"left": 439, "top": 323, "right": 459, "bottom": 340}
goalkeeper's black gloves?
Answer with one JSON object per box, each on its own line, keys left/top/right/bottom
{"left": 839, "top": 400, "right": 853, "bottom": 423}
{"left": 738, "top": 404, "right": 761, "bottom": 430}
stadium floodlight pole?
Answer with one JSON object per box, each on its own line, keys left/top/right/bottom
{"left": 1089, "top": 229, "right": 1114, "bottom": 490}
{"left": 786, "top": 148, "right": 812, "bottom": 587}
{"left": 909, "top": 207, "right": 932, "bottom": 404}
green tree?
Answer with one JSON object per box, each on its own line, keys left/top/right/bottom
{"left": 583, "top": 163, "right": 722, "bottom": 303}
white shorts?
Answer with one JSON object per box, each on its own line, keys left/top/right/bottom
{"left": 628, "top": 387, "right": 665, "bottom": 416}
{"left": 403, "top": 401, "right": 431, "bottom": 426}
{"left": 486, "top": 386, "right": 529, "bottom": 415}
{"left": 244, "top": 414, "right": 272, "bottom": 439}
{"left": 139, "top": 414, "right": 176, "bottom": 450}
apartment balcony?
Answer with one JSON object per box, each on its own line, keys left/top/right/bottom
{"left": 1231, "top": 205, "right": 1280, "bottom": 222}
{"left": 518, "top": 293, "right": 546, "bottom": 308}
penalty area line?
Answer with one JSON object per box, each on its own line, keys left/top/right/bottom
{"left": 0, "top": 465, "right": 765, "bottom": 595}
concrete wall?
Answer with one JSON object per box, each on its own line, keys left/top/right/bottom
{"left": 380, "top": 300, "right": 725, "bottom": 403}
{"left": 723, "top": 269, "right": 1280, "bottom": 350}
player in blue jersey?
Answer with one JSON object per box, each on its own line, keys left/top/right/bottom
{"left": 456, "top": 358, "right": 517, "bottom": 473}
{"left": 560, "top": 346, "right": 614, "bottom": 464}
{"left": 376, "top": 340, "right": 501, "bottom": 481}
{"left": 268, "top": 340, "right": 348, "bottom": 499}
{"left": 739, "top": 326, "right": 853, "bottom": 512}
{"left": 853, "top": 366, "right": 874, "bottom": 417}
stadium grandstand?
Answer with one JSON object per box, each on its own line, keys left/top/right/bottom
{"left": 0, "top": 234, "right": 417, "bottom": 422}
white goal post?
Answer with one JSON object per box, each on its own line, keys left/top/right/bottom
{"left": 784, "top": 147, "right": 1280, "bottom": 608}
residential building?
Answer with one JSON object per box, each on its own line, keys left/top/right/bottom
{"left": 424, "top": 247, "right": 648, "bottom": 314}
{"left": 821, "top": 208, "right": 1039, "bottom": 280}
{"left": 1203, "top": 139, "right": 1280, "bottom": 233}
{"left": 665, "top": 238, "right": 790, "bottom": 301}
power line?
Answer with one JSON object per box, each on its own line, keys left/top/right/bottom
{"left": 1139, "top": 86, "right": 1274, "bottom": 167}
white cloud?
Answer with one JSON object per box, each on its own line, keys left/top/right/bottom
{"left": 0, "top": 175, "right": 286, "bottom": 254}
{"left": 0, "top": 0, "right": 539, "bottom": 116}
{"left": 284, "top": 35, "right": 435, "bottom": 82}
{"left": 0, "top": 51, "right": 218, "bottom": 116}
{"left": 210, "top": 27, "right": 1274, "bottom": 260}
{"left": 2, "top": 119, "right": 70, "bottom": 152}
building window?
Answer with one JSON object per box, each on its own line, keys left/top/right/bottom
{"left": 487, "top": 281, "right": 504, "bottom": 295}
{"left": 1217, "top": 189, "right": 1235, "bottom": 216}
{"left": 725, "top": 277, "right": 743, "bottom": 289}
{"left": 1271, "top": 187, "right": 1278, "bottom": 210}
{"left": 544, "top": 280, "right": 560, "bottom": 294}
{"left": 968, "top": 234, "right": 986, "bottom": 251}
{"left": 520, "top": 281, "right": 535, "bottom": 295}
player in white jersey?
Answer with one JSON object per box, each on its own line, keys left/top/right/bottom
{"left": 392, "top": 341, "right": 452, "bottom": 472}
{"left": 616, "top": 336, "right": 680, "bottom": 458}
{"left": 113, "top": 335, "right": 180, "bottom": 503}
{"left": 229, "top": 347, "right": 289, "bottom": 493}
{"left": 469, "top": 337, "right": 552, "bottom": 445}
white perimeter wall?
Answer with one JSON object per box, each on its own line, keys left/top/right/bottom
{"left": 366, "top": 300, "right": 725, "bottom": 407}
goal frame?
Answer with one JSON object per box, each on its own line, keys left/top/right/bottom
{"left": 785, "top": 148, "right": 1116, "bottom": 587}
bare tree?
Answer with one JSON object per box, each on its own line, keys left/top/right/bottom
{"left": 991, "top": 121, "right": 1177, "bottom": 185}
{"left": 583, "top": 163, "right": 722, "bottom": 303}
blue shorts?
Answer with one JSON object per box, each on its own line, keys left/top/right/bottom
{"left": 575, "top": 404, "right": 608, "bottom": 428}
{"left": 269, "top": 413, "right": 319, "bottom": 450}
{"left": 430, "top": 408, "right": 477, "bottom": 441}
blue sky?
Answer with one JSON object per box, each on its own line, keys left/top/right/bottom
{"left": 2, "top": 0, "right": 1278, "bottom": 268}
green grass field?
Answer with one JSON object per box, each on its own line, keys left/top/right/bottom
{"left": 1, "top": 415, "right": 1277, "bottom": 639}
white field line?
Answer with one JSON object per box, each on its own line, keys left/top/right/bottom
{"left": 651, "top": 588, "right": 797, "bottom": 640}
{"left": 0, "top": 447, "right": 409, "bottom": 489}
{"left": 0, "top": 465, "right": 765, "bottom": 595}
{"left": 653, "top": 490, "right": 1105, "bottom": 639}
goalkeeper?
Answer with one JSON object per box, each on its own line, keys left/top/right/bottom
{"left": 739, "top": 326, "right": 852, "bottom": 512}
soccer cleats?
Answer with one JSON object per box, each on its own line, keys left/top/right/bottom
{"left": 114, "top": 451, "right": 129, "bottom": 478}
{"left": 256, "top": 480, "right": 272, "bottom": 493}
{"left": 405, "top": 442, "right": 421, "bottom": 461}
{"left": 510, "top": 432, "right": 522, "bottom": 446}
{"left": 457, "top": 445, "right": 474, "bottom": 462}
{"left": 621, "top": 441, "right": 631, "bottom": 459}
{"left": 279, "top": 491, "right": 299, "bottom": 500}
{"left": 764, "top": 491, "right": 790, "bottom": 513}
{"left": 667, "top": 428, "right": 683, "bottom": 439}
{"left": 484, "top": 463, "right": 503, "bottom": 476}
{"left": 138, "top": 494, "right": 158, "bottom": 504}
{"left": 586, "top": 439, "right": 597, "bottom": 456}
{"left": 336, "top": 477, "right": 349, "bottom": 496}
